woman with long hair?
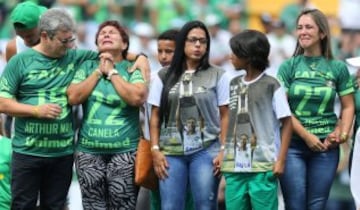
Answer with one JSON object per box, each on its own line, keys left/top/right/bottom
{"left": 277, "top": 9, "right": 355, "bottom": 210}
{"left": 148, "top": 20, "right": 229, "bottom": 210}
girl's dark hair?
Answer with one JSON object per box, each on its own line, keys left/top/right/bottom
{"left": 230, "top": 29, "right": 270, "bottom": 71}
{"left": 159, "top": 20, "right": 211, "bottom": 127}
{"left": 95, "top": 20, "right": 129, "bottom": 58}
{"left": 293, "top": 9, "right": 333, "bottom": 59}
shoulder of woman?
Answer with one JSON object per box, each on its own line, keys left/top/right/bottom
{"left": 278, "top": 57, "right": 295, "bottom": 72}
{"left": 208, "top": 65, "right": 225, "bottom": 72}
{"left": 329, "top": 59, "right": 347, "bottom": 67}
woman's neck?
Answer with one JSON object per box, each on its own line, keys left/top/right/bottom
{"left": 303, "top": 45, "right": 322, "bottom": 57}
{"left": 186, "top": 59, "right": 199, "bottom": 70}
{"left": 113, "top": 55, "right": 123, "bottom": 63}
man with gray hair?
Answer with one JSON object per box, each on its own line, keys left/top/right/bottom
{"left": 0, "top": 8, "right": 93, "bottom": 209}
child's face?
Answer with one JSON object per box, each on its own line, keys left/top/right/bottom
{"left": 157, "top": 40, "right": 176, "bottom": 67}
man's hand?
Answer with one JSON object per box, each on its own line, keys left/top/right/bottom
{"left": 34, "top": 104, "right": 62, "bottom": 119}
{"left": 129, "top": 55, "right": 150, "bottom": 82}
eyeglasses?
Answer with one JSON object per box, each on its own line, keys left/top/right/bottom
{"left": 186, "top": 37, "right": 207, "bottom": 45}
{"left": 56, "top": 37, "right": 76, "bottom": 45}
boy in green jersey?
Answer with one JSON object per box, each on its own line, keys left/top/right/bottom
{"left": 4, "top": 1, "right": 47, "bottom": 139}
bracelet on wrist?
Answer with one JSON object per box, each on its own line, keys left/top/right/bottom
{"left": 220, "top": 144, "right": 225, "bottom": 151}
{"left": 93, "top": 68, "right": 102, "bottom": 79}
{"left": 32, "top": 106, "right": 40, "bottom": 118}
{"left": 340, "top": 132, "right": 348, "bottom": 142}
{"left": 107, "top": 69, "right": 118, "bottom": 80}
{"left": 151, "top": 145, "right": 160, "bottom": 152}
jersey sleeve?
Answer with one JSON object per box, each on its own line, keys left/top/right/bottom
{"left": 147, "top": 73, "right": 163, "bottom": 107}
{"left": 277, "top": 59, "right": 293, "bottom": 92}
{"left": 73, "top": 49, "right": 98, "bottom": 67}
{"left": 335, "top": 61, "right": 355, "bottom": 96}
{"left": 71, "top": 61, "right": 96, "bottom": 84}
{"left": 273, "top": 85, "right": 292, "bottom": 119}
{"left": 129, "top": 69, "right": 145, "bottom": 84}
{"left": 0, "top": 56, "right": 23, "bottom": 99}
{"left": 217, "top": 71, "right": 231, "bottom": 106}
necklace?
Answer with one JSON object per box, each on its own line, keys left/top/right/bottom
{"left": 309, "top": 62, "right": 318, "bottom": 71}
{"left": 304, "top": 56, "right": 322, "bottom": 71}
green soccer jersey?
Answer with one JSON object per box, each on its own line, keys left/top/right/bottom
{"left": 277, "top": 56, "right": 354, "bottom": 140}
{"left": 0, "top": 136, "right": 11, "bottom": 210}
{"left": 0, "top": 49, "right": 98, "bottom": 157}
{"left": 72, "top": 60, "right": 145, "bottom": 154}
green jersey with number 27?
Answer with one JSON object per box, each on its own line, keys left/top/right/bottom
{"left": 277, "top": 55, "right": 354, "bottom": 140}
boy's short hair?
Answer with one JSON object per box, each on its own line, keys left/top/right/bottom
{"left": 230, "top": 29, "right": 270, "bottom": 71}
{"left": 157, "top": 29, "right": 179, "bottom": 42}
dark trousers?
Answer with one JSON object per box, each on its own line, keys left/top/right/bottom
{"left": 11, "top": 152, "right": 73, "bottom": 210}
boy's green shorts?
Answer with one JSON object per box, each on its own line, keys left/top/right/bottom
{"left": 224, "top": 171, "right": 278, "bottom": 210}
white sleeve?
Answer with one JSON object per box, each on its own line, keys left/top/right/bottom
{"left": 273, "top": 86, "right": 292, "bottom": 119}
{"left": 217, "top": 72, "right": 231, "bottom": 106}
{"left": 147, "top": 73, "right": 163, "bottom": 107}
{"left": 351, "top": 129, "right": 360, "bottom": 209}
